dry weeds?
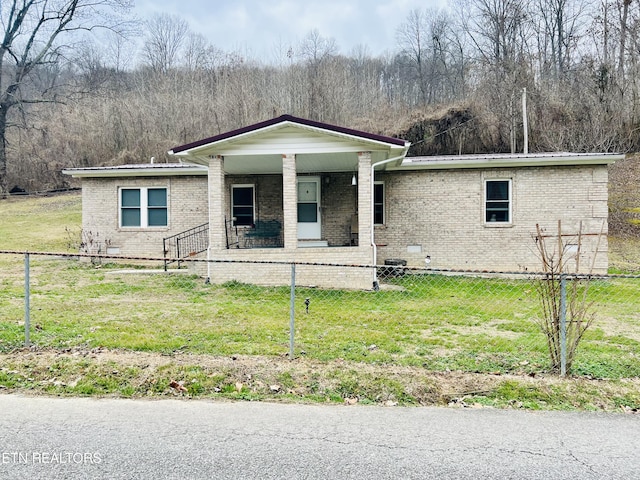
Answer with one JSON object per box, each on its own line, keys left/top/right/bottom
{"left": 1, "top": 348, "right": 639, "bottom": 412}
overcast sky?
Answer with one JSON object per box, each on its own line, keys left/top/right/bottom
{"left": 133, "top": 0, "right": 449, "bottom": 61}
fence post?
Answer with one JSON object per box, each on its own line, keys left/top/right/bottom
{"left": 163, "top": 237, "right": 168, "bottom": 272}
{"left": 24, "top": 252, "right": 31, "bottom": 348}
{"left": 289, "top": 263, "right": 295, "bottom": 360}
{"left": 176, "top": 238, "right": 181, "bottom": 269}
{"left": 559, "top": 274, "right": 567, "bottom": 376}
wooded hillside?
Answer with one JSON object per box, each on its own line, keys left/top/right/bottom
{"left": 2, "top": 1, "right": 640, "bottom": 194}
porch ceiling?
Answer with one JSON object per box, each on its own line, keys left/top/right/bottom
{"left": 222, "top": 151, "right": 389, "bottom": 175}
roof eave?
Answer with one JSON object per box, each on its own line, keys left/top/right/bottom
{"left": 62, "top": 166, "right": 208, "bottom": 178}
{"left": 168, "top": 150, "right": 210, "bottom": 166}
{"left": 388, "top": 153, "right": 624, "bottom": 171}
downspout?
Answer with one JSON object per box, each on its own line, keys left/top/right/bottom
{"left": 370, "top": 149, "right": 409, "bottom": 288}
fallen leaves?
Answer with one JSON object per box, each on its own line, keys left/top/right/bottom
{"left": 1, "top": 350, "right": 639, "bottom": 412}
{"left": 169, "top": 380, "right": 188, "bottom": 393}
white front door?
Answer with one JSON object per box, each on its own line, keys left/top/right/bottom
{"left": 297, "top": 176, "right": 321, "bottom": 239}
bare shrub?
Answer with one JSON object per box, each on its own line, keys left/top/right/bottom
{"left": 533, "top": 221, "right": 600, "bottom": 374}
{"left": 66, "top": 227, "right": 111, "bottom": 264}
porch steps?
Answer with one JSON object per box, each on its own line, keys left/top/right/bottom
{"left": 163, "top": 222, "right": 209, "bottom": 271}
{"left": 298, "top": 240, "right": 329, "bottom": 248}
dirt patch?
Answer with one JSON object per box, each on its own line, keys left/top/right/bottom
{"left": 596, "top": 315, "right": 640, "bottom": 343}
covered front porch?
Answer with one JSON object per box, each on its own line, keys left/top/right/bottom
{"left": 169, "top": 115, "right": 409, "bottom": 289}
{"left": 222, "top": 172, "right": 364, "bottom": 250}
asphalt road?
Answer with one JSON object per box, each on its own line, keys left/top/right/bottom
{"left": 0, "top": 394, "right": 638, "bottom": 479}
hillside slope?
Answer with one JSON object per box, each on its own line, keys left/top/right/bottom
{"left": 0, "top": 192, "right": 81, "bottom": 251}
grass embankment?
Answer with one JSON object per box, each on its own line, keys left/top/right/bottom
{"left": 609, "top": 236, "right": 640, "bottom": 274}
{"left": 0, "top": 192, "right": 639, "bottom": 411}
{"left": 2, "top": 349, "right": 639, "bottom": 411}
{"left": 0, "top": 192, "right": 81, "bottom": 252}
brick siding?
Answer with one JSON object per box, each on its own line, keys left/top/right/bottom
{"left": 190, "top": 246, "right": 375, "bottom": 290}
{"left": 79, "top": 162, "right": 610, "bottom": 287}
{"left": 374, "top": 165, "right": 610, "bottom": 273}
{"left": 80, "top": 176, "right": 208, "bottom": 257}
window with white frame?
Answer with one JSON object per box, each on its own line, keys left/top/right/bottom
{"left": 120, "top": 187, "right": 168, "bottom": 228}
{"left": 231, "top": 184, "right": 255, "bottom": 226}
{"left": 485, "top": 180, "right": 511, "bottom": 223}
{"left": 374, "top": 181, "right": 385, "bottom": 225}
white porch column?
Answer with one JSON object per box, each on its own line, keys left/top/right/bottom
{"left": 209, "top": 155, "right": 226, "bottom": 250}
{"left": 357, "top": 151, "right": 372, "bottom": 248}
{"left": 282, "top": 153, "right": 297, "bottom": 249}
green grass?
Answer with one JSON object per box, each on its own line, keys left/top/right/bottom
{"left": 0, "top": 258, "right": 637, "bottom": 380}
{"left": 1, "top": 193, "right": 640, "bottom": 409}
{"left": 609, "top": 236, "right": 640, "bottom": 274}
{"left": 0, "top": 193, "right": 81, "bottom": 251}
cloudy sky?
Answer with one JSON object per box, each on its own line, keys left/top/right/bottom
{"left": 133, "top": 0, "right": 449, "bottom": 61}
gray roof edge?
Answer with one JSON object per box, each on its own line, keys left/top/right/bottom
{"left": 390, "top": 152, "right": 624, "bottom": 170}
{"left": 62, "top": 163, "right": 208, "bottom": 178}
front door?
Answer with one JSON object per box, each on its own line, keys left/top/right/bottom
{"left": 297, "top": 176, "right": 321, "bottom": 239}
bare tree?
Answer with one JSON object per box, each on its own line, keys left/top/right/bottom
{"left": 141, "top": 13, "right": 189, "bottom": 74}
{"left": 396, "top": 8, "right": 463, "bottom": 105}
{"left": 0, "top": 0, "right": 134, "bottom": 195}
{"left": 455, "top": 0, "right": 533, "bottom": 152}
{"left": 183, "top": 32, "right": 221, "bottom": 72}
{"left": 457, "top": 0, "right": 531, "bottom": 75}
{"left": 396, "top": 9, "right": 429, "bottom": 105}
{"left": 534, "top": 0, "right": 589, "bottom": 78}
{"left": 104, "top": 30, "right": 136, "bottom": 73}
{"left": 616, "top": 0, "right": 632, "bottom": 77}
{"left": 75, "top": 40, "right": 120, "bottom": 90}
{"left": 592, "top": 1, "right": 639, "bottom": 103}
{"left": 298, "top": 29, "right": 338, "bottom": 120}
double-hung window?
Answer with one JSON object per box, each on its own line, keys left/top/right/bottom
{"left": 120, "top": 187, "right": 168, "bottom": 228}
{"left": 374, "top": 182, "right": 385, "bottom": 225}
{"left": 485, "top": 180, "right": 511, "bottom": 223}
{"left": 231, "top": 184, "right": 255, "bottom": 226}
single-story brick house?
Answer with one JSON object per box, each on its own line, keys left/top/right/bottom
{"left": 63, "top": 114, "right": 622, "bottom": 289}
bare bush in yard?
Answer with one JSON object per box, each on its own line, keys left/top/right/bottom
{"left": 533, "top": 221, "right": 601, "bottom": 374}
{"left": 66, "top": 227, "right": 110, "bottom": 264}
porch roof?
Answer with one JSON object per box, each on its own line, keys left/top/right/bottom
{"left": 168, "top": 115, "right": 411, "bottom": 174}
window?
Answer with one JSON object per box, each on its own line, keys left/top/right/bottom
{"left": 232, "top": 184, "right": 255, "bottom": 226}
{"left": 374, "top": 182, "right": 385, "bottom": 225}
{"left": 485, "top": 180, "right": 511, "bottom": 223}
{"left": 120, "top": 187, "right": 167, "bottom": 228}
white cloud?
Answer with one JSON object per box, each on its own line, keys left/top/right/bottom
{"left": 133, "top": 0, "right": 447, "bottom": 60}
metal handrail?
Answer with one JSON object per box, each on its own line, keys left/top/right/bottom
{"left": 163, "top": 223, "right": 209, "bottom": 271}
{"left": 225, "top": 216, "right": 240, "bottom": 249}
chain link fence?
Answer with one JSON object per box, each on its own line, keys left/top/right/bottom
{"left": 1, "top": 251, "right": 639, "bottom": 379}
